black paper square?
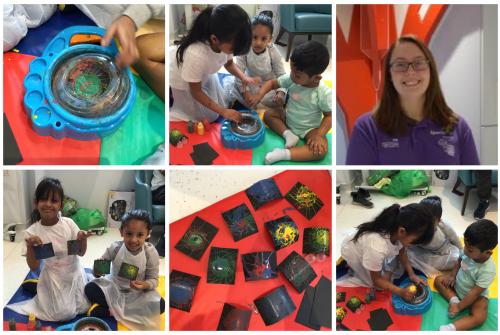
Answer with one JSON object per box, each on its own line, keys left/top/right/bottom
{"left": 310, "top": 276, "right": 332, "bottom": 328}
{"left": 254, "top": 285, "right": 296, "bottom": 326}
{"left": 245, "top": 178, "right": 283, "bottom": 210}
{"left": 368, "top": 308, "right": 393, "bottom": 330}
{"left": 285, "top": 182, "right": 323, "bottom": 220}
{"left": 221, "top": 204, "right": 258, "bottom": 241}
{"left": 190, "top": 142, "right": 219, "bottom": 165}
{"left": 175, "top": 217, "right": 218, "bottom": 260}
{"left": 207, "top": 247, "right": 238, "bottom": 284}
{"left": 33, "top": 243, "right": 55, "bottom": 260}
{"left": 295, "top": 285, "right": 321, "bottom": 330}
{"left": 67, "top": 239, "right": 80, "bottom": 255}
{"left": 93, "top": 259, "right": 111, "bottom": 275}
{"left": 118, "top": 262, "right": 139, "bottom": 280}
{"left": 278, "top": 251, "right": 317, "bottom": 293}
{"left": 264, "top": 216, "right": 299, "bottom": 250}
{"left": 241, "top": 251, "right": 277, "bottom": 281}
{"left": 303, "top": 228, "right": 330, "bottom": 256}
{"left": 217, "top": 303, "right": 252, "bottom": 330}
{"left": 170, "top": 270, "right": 201, "bottom": 312}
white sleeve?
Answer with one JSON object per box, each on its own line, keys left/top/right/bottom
{"left": 269, "top": 45, "right": 286, "bottom": 78}
{"left": 181, "top": 46, "right": 207, "bottom": 83}
{"left": 123, "top": 4, "right": 165, "bottom": 29}
{"left": 440, "top": 220, "right": 462, "bottom": 250}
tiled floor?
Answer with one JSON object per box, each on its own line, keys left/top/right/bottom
{"left": 169, "top": 170, "right": 280, "bottom": 222}
{"left": 3, "top": 227, "right": 165, "bottom": 305}
{"left": 335, "top": 182, "right": 498, "bottom": 259}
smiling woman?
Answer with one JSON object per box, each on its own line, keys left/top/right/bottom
{"left": 346, "top": 35, "right": 480, "bottom": 165}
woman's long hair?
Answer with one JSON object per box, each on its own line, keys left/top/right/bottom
{"left": 374, "top": 35, "right": 459, "bottom": 136}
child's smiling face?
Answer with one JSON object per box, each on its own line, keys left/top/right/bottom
{"left": 36, "top": 191, "right": 62, "bottom": 224}
{"left": 251, "top": 24, "right": 272, "bottom": 54}
{"left": 120, "top": 219, "right": 150, "bottom": 252}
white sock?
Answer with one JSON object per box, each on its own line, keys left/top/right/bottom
{"left": 265, "top": 148, "right": 291, "bottom": 165}
{"left": 448, "top": 296, "right": 460, "bottom": 318}
{"left": 282, "top": 130, "right": 299, "bottom": 148}
{"left": 439, "top": 323, "right": 456, "bottom": 331}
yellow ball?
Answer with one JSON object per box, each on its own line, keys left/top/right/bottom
{"left": 408, "top": 284, "right": 417, "bottom": 293}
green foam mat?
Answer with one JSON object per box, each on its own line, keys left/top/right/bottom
{"left": 99, "top": 75, "right": 165, "bottom": 165}
{"left": 421, "top": 292, "right": 498, "bottom": 330}
{"left": 251, "top": 128, "right": 332, "bottom": 165}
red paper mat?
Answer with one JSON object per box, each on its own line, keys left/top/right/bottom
{"left": 3, "top": 52, "right": 100, "bottom": 165}
{"left": 337, "top": 286, "right": 422, "bottom": 330}
{"left": 169, "top": 121, "right": 252, "bottom": 165}
{"left": 169, "top": 170, "right": 332, "bottom": 330}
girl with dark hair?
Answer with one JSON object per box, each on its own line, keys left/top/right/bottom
{"left": 7, "top": 178, "right": 91, "bottom": 321}
{"left": 85, "top": 209, "right": 164, "bottom": 330}
{"left": 346, "top": 35, "right": 479, "bottom": 165}
{"left": 339, "top": 203, "right": 435, "bottom": 300}
{"left": 407, "top": 196, "right": 463, "bottom": 276}
{"left": 223, "top": 11, "right": 286, "bottom": 108}
{"left": 170, "top": 5, "right": 258, "bottom": 123}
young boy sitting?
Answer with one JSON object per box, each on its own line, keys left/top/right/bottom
{"left": 434, "top": 219, "right": 497, "bottom": 331}
{"left": 247, "top": 40, "right": 331, "bottom": 164}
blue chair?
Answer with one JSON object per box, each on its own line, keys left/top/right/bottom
{"left": 275, "top": 5, "right": 332, "bottom": 61}
{"left": 452, "top": 170, "right": 498, "bottom": 216}
{"left": 135, "top": 170, "right": 165, "bottom": 255}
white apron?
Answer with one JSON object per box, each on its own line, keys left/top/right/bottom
{"left": 7, "top": 222, "right": 90, "bottom": 321}
{"left": 93, "top": 243, "right": 161, "bottom": 330}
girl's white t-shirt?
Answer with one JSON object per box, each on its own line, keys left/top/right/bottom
{"left": 170, "top": 42, "right": 233, "bottom": 90}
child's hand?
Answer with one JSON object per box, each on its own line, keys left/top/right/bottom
{"left": 242, "top": 76, "right": 261, "bottom": 90}
{"left": 102, "top": 15, "right": 139, "bottom": 68}
{"left": 77, "top": 230, "right": 91, "bottom": 240}
{"left": 399, "top": 287, "right": 416, "bottom": 302}
{"left": 441, "top": 275, "right": 456, "bottom": 288}
{"left": 131, "top": 280, "right": 151, "bottom": 290}
{"left": 221, "top": 108, "right": 243, "bottom": 122}
{"left": 410, "top": 274, "right": 428, "bottom": 286}
{"left": 272, "top": 91, "right": 286, "bottom": 105}
{"left": 25, "top": 236, "right": 43, "bottom": 247}
{"left": 245, "top": 94, "right": 260, "bottom": 108}
{"left": 306, "top": 130, "right": 328, "bottom": 156}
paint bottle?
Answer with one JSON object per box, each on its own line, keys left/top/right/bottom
{"left": 197, "top": 122, "right": 205, "bottom": 135}
{"left": 27, "top": 313, "right": 36, "bottom": 330}
{"left": 187, "top": 121, "right": 195, "bottom": 133}
{"left": 8, "top": 318, "right": 16, "bottom": 331}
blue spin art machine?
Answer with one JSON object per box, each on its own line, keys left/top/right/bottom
{"left": 23, "top": 26, "right": 136, "bottom": 140}
{"left": 221, "top": 109, "right": 265, "bottom": 149}
{"left": 392, "top": 276, "right": 432, "bottom": 315}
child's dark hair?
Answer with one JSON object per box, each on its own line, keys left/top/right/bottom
{"left": 352, "top": 203, "right": 434, "bottom": 245}
{"left": 120, "top": 209, "right": 152, "bottom": 231}
{"left": 252, "top": 11, "right": 273, "bottom": 35}
{"left": 419, "top": 196, "right": 442, "bottom": 221}
{"left": 31, "top": 178, "right": 65, "bottom": 224}
{"left": 464, "top": 219, "right": 498, "bottom": 252}
{"left": 176, "top": 5, "right": 251, "bottom": 65}
{"left": 290, "top": 40, "right": 330, "bottom": 77}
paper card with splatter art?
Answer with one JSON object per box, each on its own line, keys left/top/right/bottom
{"left": 254, "top": 285, "right": 296, "bottom": 326}
{"left": 285, "top": 182, "right": 324, "bottom": 220}
{"left": 245, "top": 178, "right": 283, "bottom": 210}
{"left": 278, "top": 251, "right": 317, "bottom": 293}
{"left": 93, "top": 259, "right": 111, "bottom": 275}
{"left": 33, "top": 242, "right": 55, "bottom": 260}
{"left": 264, "top": 215, "right": 299, "bottom": 250}
{"left": 207, "top": 247, "right": 238, "bottom": 284}
{"left": 170, "top": 270, "right": 201, "bottom": 312}
{"left": 118, "top": 262, "right": 139, "bottom": 280}
{"left": 217, "top": 303, "right": 252, "bottom": 330}
{"left": 222, "top": 203, "right": 258, "bottom": 241}
{"left": 303, "top": 228, "right": 330, "bottom": 256}
{"left": 67, "top": 239, "right": 81, "bottom": 255}
{"left": 175, "top": 216, "right": 219, "bottom": 260}
{"left": 241, "top": 251, "right": 277, "bottom": 281}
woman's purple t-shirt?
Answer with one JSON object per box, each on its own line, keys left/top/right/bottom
{"left": 346, "top": 113, "right": 480, "bottom": 165}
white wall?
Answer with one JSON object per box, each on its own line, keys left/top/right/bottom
{"left": 33, "top": 170, "right": 136, "bottom": 216}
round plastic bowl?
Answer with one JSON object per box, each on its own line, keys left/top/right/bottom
{"left": 221, "top": 111, "right": 265, "bottom": 149}
{"left": 392, "top": 276, "right": 432, "bottom": 315}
